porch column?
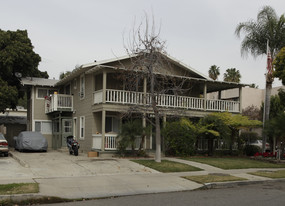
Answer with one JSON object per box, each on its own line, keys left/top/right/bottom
{"left": 102, "top": 71, "right": 107, "bottom": 103}
{"left": 101, "top": 110, "right": 106, "bottom": 151}
{"left": 143, "top": 76, "right": 147, "bottom": 105}
{"left": 239, "top": 87, "right": 242, "bottom": 113}
{"left": 203, "top": 83, "right": 207, "bottom": 111}
{"left": 163, "top": 114, "right": 167, "bottom": 128}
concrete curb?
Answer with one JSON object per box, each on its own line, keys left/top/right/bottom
{"left": 1, "top": 178, "right": 285, "bottom": 203}
{"left": 9, "top": 151, "right": 29, "bottom": 168}
{"left": 201, "top": 178, "right": 285, "bottom": 189}
{"left": 0, "top": 194, "right": 46, "bottom": 202}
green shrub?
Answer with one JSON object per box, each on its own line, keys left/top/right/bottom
{"left": 162, "top": 118, "right": 196, "bottom": 156}
{"left": 244, "top": 145, "right": 261, "bottom": 156}
{"left": 240, "top": 131, "right": 259, "bottom": 144}
{"left": 213, "top": 150, "right": 239, "bottom": 156}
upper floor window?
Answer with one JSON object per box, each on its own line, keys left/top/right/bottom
{"left": 37, "top": 88, "right": 57, "bottom": 99}
{"left": 79, "top": 74, "right": 85, "bottom": 99}
{"left": 73, "top": 78, "right": 77, "bottom": 90}
{"left": 65, "top": 84, "right": 71, "bottom": 95}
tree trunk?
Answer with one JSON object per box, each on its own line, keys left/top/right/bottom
{"left": 273, "top": 136, "right": 276, "bottom": 158}
{"left": 262, "top": 81, "right": 272, "bottom": 152}
{"left": 149, "top": 65, "right": 161, "bottom": 163}
{"left": 155, "top": 113, "right": 161, "bottom": 162}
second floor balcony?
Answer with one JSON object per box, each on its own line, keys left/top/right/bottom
{"left": 93, "top": 89, "right": 240, "bottom": 113}
{"left": 45, "top": 94, "right": 73, "bottom": 114}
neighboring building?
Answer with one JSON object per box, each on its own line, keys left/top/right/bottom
{"left": 21, "top": 77, "right": 59, "bottom": 148}
{"left": 0, "top": 107, "right": 27, "bottom": 147}
{"left": 22, "top": 53, "right": 244, "bottom": 153}
{"left": 209, "top": 85, "right": 285, "bottom": 110}
{"left": 208, "top": 85, "right": 285, "bottom": 138}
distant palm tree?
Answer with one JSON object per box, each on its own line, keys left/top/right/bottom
{"left": 208, "top": 65, "right": 220, "bottom": 80}
{"left": 235, "top": 5, "right": 285, "bottom": 151}
{"left": 223, "top": 68, "right": 241, "bottom": 83}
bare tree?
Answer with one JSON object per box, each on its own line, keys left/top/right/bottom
{"left": 121, "top": 15, "right": 188, "bottom": 162}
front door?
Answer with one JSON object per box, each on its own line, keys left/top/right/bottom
{"left": 62, "top": 119, "right": 73, "bottom": 147}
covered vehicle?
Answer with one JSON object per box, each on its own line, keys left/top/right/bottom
{"left": 14, "top": 131, "right": 48, "bottom": 152}
{"left": 0, "top": 133, "right": 9, "bottom": 157}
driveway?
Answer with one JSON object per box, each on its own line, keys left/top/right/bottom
{"left": 2, "top": 150, "right": 202, "bottom": 199}
{"left": 0, "top": 155, "right": 33, "bottom": 184}
{"left": 9, "top": 150, "right": 158, "bottom": 178}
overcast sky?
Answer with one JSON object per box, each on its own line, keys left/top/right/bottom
{"left": 1, "top": 0, "right": 285, "bottom": 89}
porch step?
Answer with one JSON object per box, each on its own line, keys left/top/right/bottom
{"left": 98, "top": 151, "right": 117, "bottom": 158}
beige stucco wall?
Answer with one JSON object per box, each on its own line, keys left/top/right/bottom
{"left": 220, "top": 87, "right": 264, "bottom": 109}
{"left": 241, "top": 88, "right": 264, "bottom": 109}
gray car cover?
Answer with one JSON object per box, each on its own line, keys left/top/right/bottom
{"left": 15, "top": 131, "right": 48, "bottom": 151}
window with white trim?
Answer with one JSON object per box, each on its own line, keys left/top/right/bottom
{"left": 80, "top": 116, "right": 85, "bottom": 139}
{"left": 35, "top": 121, "right": 52, "bottom": 134}
{"left": 73, "top": 118, "right": 77, "bottom": 139}
{"left": 79, "top": 74, "right": 85, "bottom": 99}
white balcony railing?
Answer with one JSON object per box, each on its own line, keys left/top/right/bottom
{"left": 105, "top": 134, "right": 117, "bottom": 150}
{"left": 92, "top": 133, "right": 118, "bottom": 150}
{"left": 45, "top": 94, "right": 73, "bottom": 113}
{"left": 93, "top": 89, "right": 240, "bottom": 113}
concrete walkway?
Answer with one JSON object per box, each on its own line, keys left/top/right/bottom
{"left": 1, "top": 151, "right": 285, "bottom": 201}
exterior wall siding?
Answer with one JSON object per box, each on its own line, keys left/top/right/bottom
{"left": 71, "top": 73, "right": 94, "bottom": 152}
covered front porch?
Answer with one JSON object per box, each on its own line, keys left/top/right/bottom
{"left": 91, "top": 111, "right": 152, "bottom": 151}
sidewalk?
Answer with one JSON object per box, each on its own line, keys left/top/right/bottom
{"left": 1, "top": 151, "right": 285, "bottom": 201}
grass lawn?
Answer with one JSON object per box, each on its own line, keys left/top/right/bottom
{"left": 0, "top": 183, "right": 39, "bottom": 195}
{"left": 183, "top": 157, "right": 285, "bottom": 170}
{"left": 184, "top": 174, "right": 246, "bottom": 184}
{"left": 249, "top": 170, "right": 285, "bottom": 179}
{"left": 132, "top": 159, "right": 203, "bottom": 173}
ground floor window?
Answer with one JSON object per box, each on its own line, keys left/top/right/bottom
{"left": 35, "top": 120, "right": 52, "bottom": 134}
{"left": 80, "top": 116, "right": 85, "bottom": 139}
{"left": 105, "top": 116, "right": 119, "bottom": 133}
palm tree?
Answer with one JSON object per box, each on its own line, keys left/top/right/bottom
{"left": 235, "top": 5, "right": 285, "bottom": 151}
{"left": 208, "top": 65, "right": 220, "bottom": 80}
{"left": 223, "top": 68, "right": 241, "bottom": 83}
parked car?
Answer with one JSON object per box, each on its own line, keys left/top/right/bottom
{"left": 249, "top": 140, "right": 270, "bottom": 151}
{"left": 14, "top": 131, "right": 48, "bottom": 152}
{"left": 0, "top": 133, "right": 9, "bottom": 157}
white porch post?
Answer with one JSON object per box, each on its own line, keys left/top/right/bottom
{"left": 203, "top": 83, "right": 207, "bottom": 111}
{"left": 239, "top": 87, "right": 243, "bottom": 113}
{"left": 163, "top": 114, "right": 167, "bottom": 128}
{"left": 101, "top": 110, "right": 106, "bottom": 151}
{"left": 102, "top": 71, "right": 107, "bottom": 103}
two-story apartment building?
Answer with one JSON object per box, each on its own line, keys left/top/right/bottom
{"left": 22, "top": 53, "right": 244, "bottom": 153}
